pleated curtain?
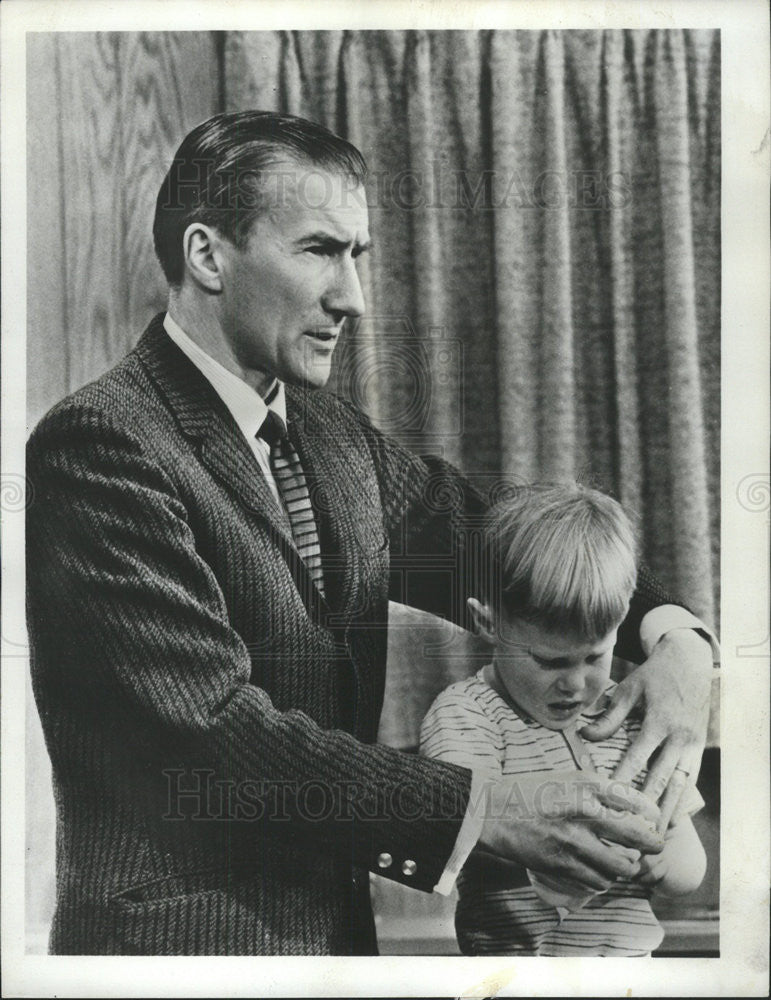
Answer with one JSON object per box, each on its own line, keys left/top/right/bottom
{"left": 224, "top": 30, "right": 720, "bottom": 748}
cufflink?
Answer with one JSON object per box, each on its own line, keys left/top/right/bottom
{"left": 377, "top": 853, "right": 392, "bottom": 869}
{"left": 401, "top": 859, "right": 417, "bottom": 877}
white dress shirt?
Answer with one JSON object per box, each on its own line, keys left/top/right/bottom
{"left": 163, "top": 311, "right": 719, "bottom": 895}
{"left": 164, "top": 312, "right": 285, "bottom": 505}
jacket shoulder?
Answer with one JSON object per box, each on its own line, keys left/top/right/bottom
{"left": 28, "top": 353, "right": 156, "bottom": 451}
{"left": 28, "top": 314, "right": 173, "bottom": 447}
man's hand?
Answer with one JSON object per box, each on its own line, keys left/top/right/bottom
{"left": 580, "top": 629, "right": 713, "bottom": 831}
{"left": 476, "top": 770, "right": 664, "bottom": 892}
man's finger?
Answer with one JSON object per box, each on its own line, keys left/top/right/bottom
{"left": 666, "top": 770, "right": 700, "bottom": 829}
{"left": 656, "top": 773, "right": 688, "bottom": 833}
{"left": 538, "top": 771, "right": 660, "bottom": 826}
{"left": 530, "top": 831, "right": 628, "bottom": 889}
{"left": 656, "top": 748, "right": 702, "bottom": 831}
{"left": 641, "top": 741, "right": 684, "bottom": 804}
{"left": 599, "top": 839, "right": 641, "bottom": 864}
{"left": 613, "top": 729, "right": 666, "bottom": 785}
{"left": 568, "top": 824, "right": 649, "bottom": 881}
{"left": 590, "top": 805, "right": 665, "bottom": 855}
{"left": 580, "top": 676, "right": 641, "bottom": 742}
{"left": 596, "top": 777, "right": 661, "bottom": 825}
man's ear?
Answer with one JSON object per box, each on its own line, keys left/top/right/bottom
{"left": 467, "top": 598, "right": 497, "bottom": 643}
{"left": 182, "top": 223, "right": 224, "bottom": 293}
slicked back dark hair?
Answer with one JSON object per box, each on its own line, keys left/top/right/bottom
{"left": 153, "top": 110, "right": 368, "bottom": 286}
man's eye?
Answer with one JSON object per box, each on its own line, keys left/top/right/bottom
{"left": 307, "top": 244, "right": 345, "bottom": 258}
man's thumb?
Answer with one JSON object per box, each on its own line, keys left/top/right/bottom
{"left": 580, "top": 681, "right": 639, "bottom": 741}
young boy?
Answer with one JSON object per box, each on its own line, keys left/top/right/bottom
{"left": 420, "top": 483, "right": 707, "bottom": 957}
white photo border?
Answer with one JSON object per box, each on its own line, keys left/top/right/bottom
{"left": 2, "top": 0, "right": 769, "bottom": 996}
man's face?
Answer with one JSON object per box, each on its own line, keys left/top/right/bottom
{"left": 493, "top": 615, "right": 617, "bottom": 731}
{"left": 215, "top": 163, "right": 370, "bottom": 393}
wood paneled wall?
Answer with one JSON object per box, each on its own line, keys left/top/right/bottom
{"left": 27, "top": 32, "right": 220, "bottom": 427}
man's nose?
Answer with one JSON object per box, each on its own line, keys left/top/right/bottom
{"left": 322, "top": 258, "right": 365, "bottom": 321}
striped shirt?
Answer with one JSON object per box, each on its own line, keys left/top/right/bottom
{"left": 420, "top": 669, "right": 703, "bottom": 957}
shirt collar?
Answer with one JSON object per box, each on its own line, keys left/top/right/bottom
{"left": 163, "top": 312, "right": 286, "bottom": 439}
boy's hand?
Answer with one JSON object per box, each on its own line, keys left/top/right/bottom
{"left": 635, "top": 817, "right": 707, "bottom": 896}
{"left": 637, "top": 850, "right": 670, "bottom": 887}
{"left": 476, "top": 770, "right": 663, "bottom": 893}
{"left": 580, "top": 629, "right": 712, "bottom": 830}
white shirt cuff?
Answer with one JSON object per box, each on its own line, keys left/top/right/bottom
{"left": 639, "top": 605, "right": 720, "bottom": 665}
{"left": 433, "top": 769, "right": 487, "bottom": 895}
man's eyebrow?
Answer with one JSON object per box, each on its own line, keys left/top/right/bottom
{"left": 296, "top": 232, "right": 372, "bottom": 255}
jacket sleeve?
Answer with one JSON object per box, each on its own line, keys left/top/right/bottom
{"left": 26, "top": 403, "right": 471, "bottom": 892}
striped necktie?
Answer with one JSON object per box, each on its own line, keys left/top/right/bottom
{"left": 258, "top": 409, "right": 325, "bottom": 598}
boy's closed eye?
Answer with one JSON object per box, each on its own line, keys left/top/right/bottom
{"left": 530, "top": 651, "right": 605, "bottom": 669}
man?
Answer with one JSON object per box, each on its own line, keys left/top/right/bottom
{"left": 26, "top": 111, "right": 715, "bottom": 956}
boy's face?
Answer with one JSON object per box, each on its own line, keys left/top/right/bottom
{"left": 487, "top": 611, "right": 618, "bottom": 731}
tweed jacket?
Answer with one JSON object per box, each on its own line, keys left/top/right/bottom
{"left": 26, "top": 314, "right": 672, "bottom": 956}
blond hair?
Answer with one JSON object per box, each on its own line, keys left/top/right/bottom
{"left": 482, "top": 483, "right": 637, "bottom": 639}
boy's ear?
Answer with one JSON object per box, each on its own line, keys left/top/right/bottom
{"left": 467, "top": 598, "right": 496, "bottom": 643}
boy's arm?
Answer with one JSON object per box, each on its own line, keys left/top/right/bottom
{"left": 636, "top": 814, "right": 707, "bottom": 896}
{"left": 420, "top": 688, "right": 665, "bottom": 895}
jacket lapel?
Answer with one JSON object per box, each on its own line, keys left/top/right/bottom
{"left": 134, "top": 315, "right": 328, "bottom": 620}
{"left": 286, "top": 389, "right": 366, "bottom": 621}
